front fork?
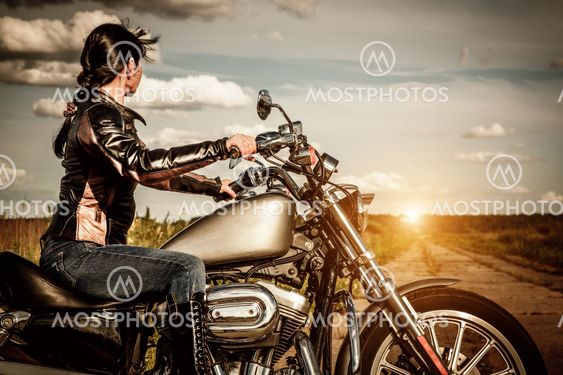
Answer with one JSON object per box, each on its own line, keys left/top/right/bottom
{"left": 327, "top": 201, "right": 449, "bottom": 375}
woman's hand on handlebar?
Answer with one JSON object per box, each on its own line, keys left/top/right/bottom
{"left": 226, "top": 134, "right": 257, "bottom": 160}
{"left": 219, "top": 179, "right": 237, "bottom": 199}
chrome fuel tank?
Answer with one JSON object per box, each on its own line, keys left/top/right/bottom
{"left": 160, "top": 192, "right": 296, "bottom": 266}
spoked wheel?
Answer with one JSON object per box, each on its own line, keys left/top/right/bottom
{"left": 361, "top": 287, "right": 546, "bottom": 375}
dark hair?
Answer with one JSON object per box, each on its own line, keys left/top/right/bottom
{"left": 53, "top": 20, "right": 159, "bottom": 158}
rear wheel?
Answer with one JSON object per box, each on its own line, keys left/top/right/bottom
{"left": 361, "top": 287, "right": 546, "bottom": 375}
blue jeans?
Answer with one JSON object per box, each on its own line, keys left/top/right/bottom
{"left": 39, "top": 240, "right": 206, "bottom": 304}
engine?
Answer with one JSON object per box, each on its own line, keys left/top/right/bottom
{"left": 205, "top": 280, "right": 311, "bottom": 371}
{"left": 206, "top": 283, "right": 279, "bottom": 343}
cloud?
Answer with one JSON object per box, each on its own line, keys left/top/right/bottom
{"left": 541, "top": 191, "right": 563, "bottom": 201}
{"left": 453, "top": 151, "right": 541, "bottom": 163}
{"left": 3, "top": 0, "right": 234, "bottom": 21}
{"left": 0, "top": 60, "right": 79, "bottom": 86}
{"left": 251, "top": 30, "right": 284, "bottom": 42}
{"left": 0, "top": 11, "right": 120, "bottom": 58}
{"left": 503, "top": 186, "right": 530, "bottom": 194}
{"left": 453, "top": 151, "right": 501, "bottom": 163}
{"left": 32, "top": 98, "right": 66, "bottom": 118}
{"left": 126, "top": 75, "right": 252, "bottom": 111}
{"left": 336, "top": 171, "right": 407, "bottom": 192}
{"left": 458, "top": 46, "right": 470, "bottom": 67}
{"left": 267, "top": 30, "right": 284, "bottom": 41}
{"left": 223, "top": 124, "right": 268, "bottom": 136}
{"left": 462, "top": 123, "right": 514, "bottom": 138}
{"left": 273, "top": 0, "right": 318, "bottom": 18}
{"left": 142, "top": 127, "right": 205, "bottom": 149}
{"left": 33, "top": 73, "right": 252, "bottom": 117}
{"left": 550, "top": 58, "right": 563, "bottom": 70}
{"left": 141, "top": 109, "right": 192, "bottom": 120}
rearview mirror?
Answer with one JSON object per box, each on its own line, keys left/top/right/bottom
{"left": 257, "top": 89, "right": 272, "bottom": 120}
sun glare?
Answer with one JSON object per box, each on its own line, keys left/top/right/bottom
{"left": 402, "top": 210, "right": 420, "bottom": 224}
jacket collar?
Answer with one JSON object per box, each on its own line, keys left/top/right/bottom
{"left": 95, "top": 89, "right": 147, "bottom": 126}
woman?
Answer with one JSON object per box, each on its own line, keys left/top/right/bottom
{"left": 39, "top": 22, "right": 256, "bottom": 374}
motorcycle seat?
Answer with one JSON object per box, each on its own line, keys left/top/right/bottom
{"left": 0, "top": 251, "right": 133, "bottom": 311}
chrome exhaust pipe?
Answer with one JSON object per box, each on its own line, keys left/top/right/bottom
{"left": 295, "top": 332, "right": 321, "bottom": 375}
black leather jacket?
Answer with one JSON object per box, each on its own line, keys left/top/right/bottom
{"left": 43, "top": 90, "right": 229, "bottom": 246}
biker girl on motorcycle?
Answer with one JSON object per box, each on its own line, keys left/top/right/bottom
{"left": 39, "top": 21, "right": 256, "bottom": 374}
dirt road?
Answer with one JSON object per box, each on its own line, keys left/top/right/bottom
{"left": 332, "top": 242, "right": 563, "bottom": 374}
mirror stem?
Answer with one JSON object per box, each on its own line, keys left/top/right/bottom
{"left": 272, "top": 104, "right": 294, "bottom": 133}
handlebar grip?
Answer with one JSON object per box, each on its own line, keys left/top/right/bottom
{"left": 228, "top": 146, "right": 241, "bottom": 159}
{"left": 213, "top": 180, "right": 246, "bottom": 202}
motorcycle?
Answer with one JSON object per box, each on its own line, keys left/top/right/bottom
{"left": 0, "top": 90, "right": 547, "bottom": 375}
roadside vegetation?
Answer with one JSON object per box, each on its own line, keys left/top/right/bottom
{"left": 1, "top": 213, "right": 560, "bottom": 276}
{"left": 422, "top": 215, "right": 563, "bottom": 273}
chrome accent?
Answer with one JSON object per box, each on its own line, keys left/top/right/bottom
{"left": 255, "top": 281, "right": 311, "bottom": 365}
{"left": 295, "top": 332, "right": 321, "bottom": 375}
{"left": 0, "top": 311, "right": 30, "bottom": 349}
{"left": 256, "top": 281, "right": 310, "bottom": 316}
{"left": 369, "top": 310, "right": 526, "bottom": 375}
{"left": 0, "top": 311, "right": 30, "bottom": 331}
{"left": 326, "top": 184, "right": 359, "bottom": 203}
{"left": 206, "top": 284, "right": 279, "bottom": 344}
{"left": 334, "top": 291, "right": 360, "bottom": 374}
{"left": 161, "top": 193, "right": 295, "bottom": 266}
{"left": 211, "top": 363, "right": 227, "bottom": 375}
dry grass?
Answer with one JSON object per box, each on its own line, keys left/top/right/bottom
{"left": 422, "top": 215, "right": 563, "bottom": 273}
{"left": 2, "top": 213, "right": 560, "bottom": 276}
{"left": 420, "top": 242, "right": 441, "bottom": 276}
{"left": 0, "top": 217, "right": 49, "bottom": 264}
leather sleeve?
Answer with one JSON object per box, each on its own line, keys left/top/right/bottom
{"left": 168, "top": 173, "right": 222, "bottom": 196}
{"left": 77, "top": 103, "right": 227, "bottom": 194}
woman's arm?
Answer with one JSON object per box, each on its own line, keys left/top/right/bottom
{"left": 77, "top": 103, "right": 228, "bottom": 193}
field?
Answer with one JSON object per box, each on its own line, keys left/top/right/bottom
{"left": 1, "top": 213, "right": 562, "bottom": 274}
{"left": 421, "top": 215, "right": 563, "bottom": 273}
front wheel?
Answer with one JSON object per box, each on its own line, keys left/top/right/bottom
{"left": 361, "top": 287, "right": 546, "bottom": 375}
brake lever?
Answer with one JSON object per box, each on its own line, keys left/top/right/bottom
{"left": 229, "top": 157, "right": 242, "bottom": 169}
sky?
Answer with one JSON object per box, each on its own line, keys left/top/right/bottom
{"left": 0, "top": 0, "right": 562, "bottom": 220}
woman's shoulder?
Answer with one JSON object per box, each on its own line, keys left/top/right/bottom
{"left": 83, "top": 101, "right": 124, "bottom": 129}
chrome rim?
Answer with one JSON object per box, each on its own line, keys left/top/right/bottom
{"left": 369, "top": 310, "right": 526, "bottom": 375}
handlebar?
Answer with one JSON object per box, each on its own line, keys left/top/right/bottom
{"left": 213, "top": 166, "right": 267, "bottom": 202}
{"left": 215, "top": 122, "right": 307, "bottom": 202}
{"left": 213, "top": 179, "right": 246, "bottom": 202}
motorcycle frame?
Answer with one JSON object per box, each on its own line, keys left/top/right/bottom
{"left": 260, "top": 163, "right": 452, "bottom": 375}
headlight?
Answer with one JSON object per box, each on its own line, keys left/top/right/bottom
{"left": 358, "top": 193, "right": 375, "bottom": 233}
{"left": 327, "top": 185, "right": 375, "bottom": 233}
